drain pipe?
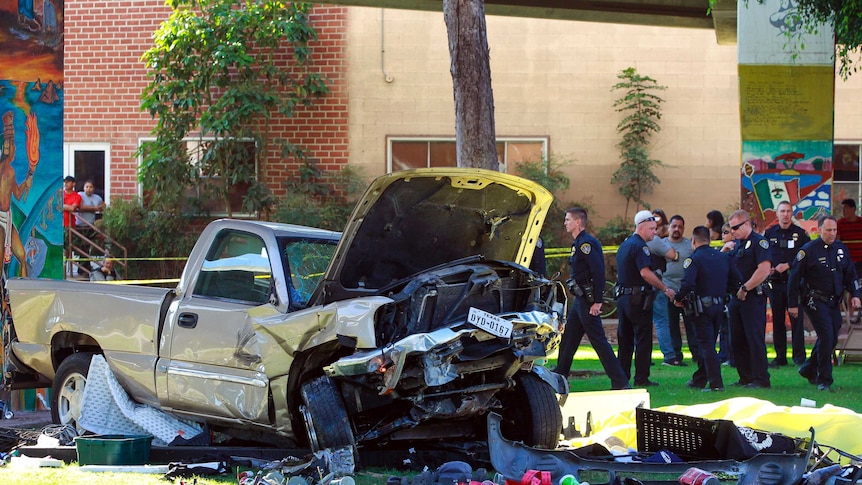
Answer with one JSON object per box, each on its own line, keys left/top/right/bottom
{"left": 381, "top": 9, "right": 394, "bottom": 83}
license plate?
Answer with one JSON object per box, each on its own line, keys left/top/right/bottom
{"left": 467, "top": 307, "right": 513, "bottom": 339}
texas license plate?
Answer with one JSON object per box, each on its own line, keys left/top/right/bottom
{"left": 467, "top": 307, "right": 513, "bottom": 339}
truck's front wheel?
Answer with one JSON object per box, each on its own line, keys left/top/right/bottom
{"left": 497, "top": 372, "right": 562, "bottom": 449}
{"left": 51, "top": 352, "right": 95, "bottom": 433}
{"left": 299, "top": 376, "right": 355, "bottom": 451}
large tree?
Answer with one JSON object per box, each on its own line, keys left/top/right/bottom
{"left": 139, "top": 0, "right": 328, "bottom": 216}
{"left": 443, "top": 0, "right": 498, "bottom": 170}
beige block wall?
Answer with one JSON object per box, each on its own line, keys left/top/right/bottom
{"left": 346, "top": 7, "right": 854, "bottom": 233}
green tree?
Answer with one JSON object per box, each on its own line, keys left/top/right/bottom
{"left": 712, "top": 1, "right": 862, "bottom": 78}
{"left": 138, "top": 0, "right": 328, "bottom": 216}
{"left": 610, "top": 67, "right": 666, "bottom": 218}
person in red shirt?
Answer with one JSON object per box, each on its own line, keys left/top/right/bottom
{"left": 62, "top": 175, "right": 82, "bottom": 228}
{"left": 837, "top": 198, "right": 862, "bottom": 324}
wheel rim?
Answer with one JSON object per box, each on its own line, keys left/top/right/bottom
{"left": 58, "top": 372, "right": 86, "bottom": 433}
{"left": 299, "top": 404, "right": 321, "bottom": 451}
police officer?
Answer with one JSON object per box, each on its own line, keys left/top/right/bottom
{"left": 764, "top": 200, "right": 810, "bottom": 367}
{"left": 674, "top": 226, "right": 742, "bottom": 392}
{"left": 553, "top": 207, "right": 630, "bottom": 390}
{"left": 616, "top": 210, "right": 676, "bottom": 387}
{"left": 725, "top": 209, "right": 772, "bottom": 389}
{"left": 788, "top": 215, "right": 861, "bottom": 392}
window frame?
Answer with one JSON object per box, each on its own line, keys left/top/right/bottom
{"left": 137, "top": 136, "right": 259, "bottom": 217}
{"left": 833, "top": 141, "right": 862, "bottom": 214}
{"left": 386, "top": 136, "right": 549, "bottom": 173}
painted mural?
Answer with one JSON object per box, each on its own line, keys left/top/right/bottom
{"left": 737, "top": 0, "right": 834, "bottom": 225}
{"left": 0, "top": 0, "right": 64, "bottom": 280}
{"left": 741, "top": 140, "right": 832, "bottom": 231}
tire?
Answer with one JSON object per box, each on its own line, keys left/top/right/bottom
{"left": 299, "top": 376, "right": 355, "bottom": 451}
{"left": 601, "top": 280, "right": 618, "bottom": 318}
{"left": 51, "top": 352, "right": 96, "bottom": 433}
{"left": 498, "top": 372, "right": 562, "bottom": 449}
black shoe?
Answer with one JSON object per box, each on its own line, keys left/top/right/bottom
{"left": 799, "top": 369, "right": 817, "bottom": 385}
{"left": 634, "top": 380, "right": 659, "bottom": 387}
{"left": 686, "top": 380, "right": 706, "bottom": 389}
{"left": 768, "top": 359, "right": 788, "bottom": 368}
{"left": 702, "top": 387, "right": 725, "bottom": 393}
{"left": 818, "top": 384, "right": 833, "bottom": 392}
{"left": 729, "top": 380, "right": 750, "bottom": 387}
{"left": 662, "top": 360, "right": 687, "bottom": 367}
{"left": 743, "top": 382, "right": 771, "bottom": 389}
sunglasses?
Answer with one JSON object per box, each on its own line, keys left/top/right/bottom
{"left": 730, "top": 220, "right": 749, "bottom": 231}
{"left": 722, "top": 230, "right": 731, "bottom": 235}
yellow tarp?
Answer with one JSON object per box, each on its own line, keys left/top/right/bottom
{"left": 563, "top": 397, "right": 862, "bottom": 459}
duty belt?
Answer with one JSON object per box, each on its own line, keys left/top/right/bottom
{"left": 807, "top": 289, "right": 837, "bottom": 303}
{"left": 614, "top": 285, "right": 650, "bottom": 297}
{"left": 699, "top": 296, "right": 727, "bottom": 308}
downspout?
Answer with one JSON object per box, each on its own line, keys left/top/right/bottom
{"left": 381, "top": 9, "right": 394, "bottom": 83}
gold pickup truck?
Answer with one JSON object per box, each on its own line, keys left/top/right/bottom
{"left": 2, "top": 168, "right": 566, "bottom": 450}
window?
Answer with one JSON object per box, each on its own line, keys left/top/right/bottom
{"left": 139, "top": 137, "right": 258, "bottom": 215}
{"left": 193, "top": 229, "right": 272, "bottom": 305}
{"left": 834, "top": 143, "right": 862, "bottom": 214}
{"left": 64, "top": 143, "right": 111, "bottom": 202}
{"left": 387, "top": 137, "right": 548, "bottom": 173}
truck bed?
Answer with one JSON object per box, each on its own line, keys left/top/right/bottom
{"left": 6, "top": 278, "right": 173, "bottom": 405}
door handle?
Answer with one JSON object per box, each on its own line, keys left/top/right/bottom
{"left": 178, "top": 312, "right": 198, "bottom": 328}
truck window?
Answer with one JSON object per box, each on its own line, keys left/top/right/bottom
{"left": 193, "top": 230, "right": 272, "bottom": 305}
{"left": 279, "top": 237, "right": 338, "bottom": 304}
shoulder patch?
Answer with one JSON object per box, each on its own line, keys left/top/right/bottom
{"left": 683, "top": 258, "right": 692, "bottom": 269}
{"left": 642, "top": 246, "right": 650, "bottom": 256}
{"left": 580, "top": 243, "right": 591, "bottom": 255}
{"left": 759, "top": 239, "right": 769, "bottom": 249}
{"left": 796, "top": 250, "right": 805, "bottom": 261}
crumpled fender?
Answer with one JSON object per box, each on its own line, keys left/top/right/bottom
{"left": 530, "top": 364, "right": 568, "bottom": 395}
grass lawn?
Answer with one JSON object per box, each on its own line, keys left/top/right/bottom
{"left": 548, "top": 346, "right": 862, "bottom": 413}
{"left": 1, "top": 345, "right": 857, "bottom": 485}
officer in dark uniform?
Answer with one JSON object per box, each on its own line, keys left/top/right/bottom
{"left": 615, "top": 210, "right": 676, "bottom": 387}
{"left": 725, "top": 209, "right": 772, "bottom": 388}
{"left": 674, "top": 226, "right": 742, "bottom": 392}
{"left": 553, "top": 207, "right": 630, "bottom": 390}
{"left": 788, "top": 215, "right": 861, "bottom": 391}
{"left": 764, "top": 200, "right": 810, "bottom": 367}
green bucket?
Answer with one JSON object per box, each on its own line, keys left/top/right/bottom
{"left": 74, "top": 434, "right": 154, "bottom": 466}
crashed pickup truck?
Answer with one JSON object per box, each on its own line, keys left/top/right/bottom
{"left": 2, "top": 168, "right": 567, "bottom": 450}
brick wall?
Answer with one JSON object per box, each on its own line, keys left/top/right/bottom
{"left": 64, "top": 1, "right": 349, "bottom": 200}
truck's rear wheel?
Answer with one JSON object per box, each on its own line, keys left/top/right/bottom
{"left": 299, "top": 375, "right": 355, "bottom": 451}
{"left": 498, "top": 372, "right": 562, "bottom": 449}
{"left": 51, "top": 352, "right": 95, "bottom": 434}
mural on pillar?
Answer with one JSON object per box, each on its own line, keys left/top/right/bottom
{"left": 0, "top": 0, "right": 64, "bottom": 280}
{"left": 740, "top": 140, "right": 832, "bottom": 231}
{"left": 737, "top": 0, "right": 834, "bottom": 228}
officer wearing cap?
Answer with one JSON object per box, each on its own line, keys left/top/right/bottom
{"left": 788, "top": 215, "right": 861, "bottom": 392}
{"left": 674, "top": 226, "right": 742, "bottom": 392}
{"left": 553, "top": 207, "right": 630, "bottom": 390}
{"left": 726, "top": 209, "right": 773, "bottom": 389}
{"left": 615, "top": 210, "right": 676, "bottom": 387}
{"left": 764, "top": 200, "right": 810, "bottom": 367}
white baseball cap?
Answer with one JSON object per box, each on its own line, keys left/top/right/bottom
{"left": 634, "top": 210, "right": 658, "bottom": 225}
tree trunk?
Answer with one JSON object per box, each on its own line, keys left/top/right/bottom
{"left": 443, "top": 0, "right": 498, "bottom": 170}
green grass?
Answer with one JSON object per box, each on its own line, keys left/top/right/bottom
{"left": 547, "top": 346, "right": 862, "bottom": 413}
{"left": 1, "top": 346, "right": 856, "bottom": 485}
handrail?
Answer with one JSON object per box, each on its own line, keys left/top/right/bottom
{"left": 65, "top": 218, "right": 128, "bottom": 280}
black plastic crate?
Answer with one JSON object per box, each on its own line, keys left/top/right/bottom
{"left": 636, "top": 408, "right": 723, "bottom": 460}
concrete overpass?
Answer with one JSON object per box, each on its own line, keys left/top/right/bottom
{"left": 327, "top": 0, "right": 739, "bottom": 44}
